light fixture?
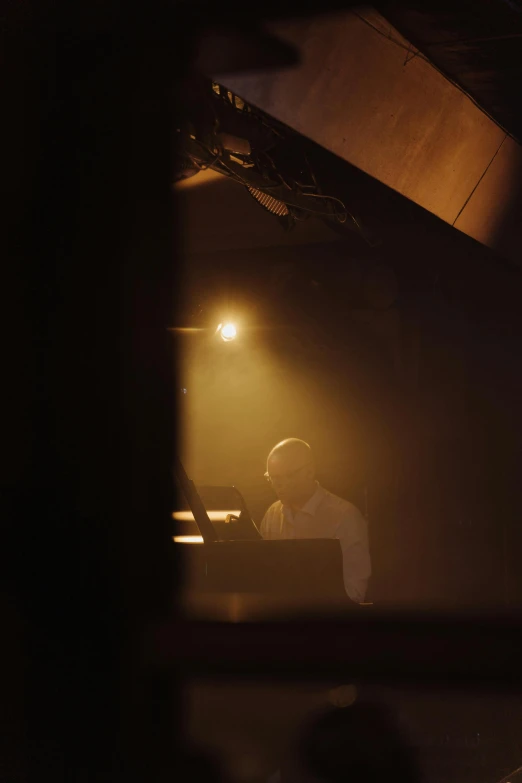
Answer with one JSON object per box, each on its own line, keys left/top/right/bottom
{"left": 218, "top": 322, "right": 237, "bottom": 342}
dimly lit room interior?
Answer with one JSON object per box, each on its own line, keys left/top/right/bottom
{"left": 4, "top": 2, "right": 522, "bottom": 782}
{"left": 174, "top": 45, "right": 522, "bottom": 612}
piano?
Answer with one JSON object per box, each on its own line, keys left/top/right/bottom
{"left": 173, "top": 458, "right": 354, "bottom": 618}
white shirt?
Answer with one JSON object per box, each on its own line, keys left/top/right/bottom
{"left": 260, "top": 483, "right": 371, "bottom": 603}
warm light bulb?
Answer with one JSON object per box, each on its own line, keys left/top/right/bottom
{"left": 221, "top": 323, "right": 237, "bottom": 342}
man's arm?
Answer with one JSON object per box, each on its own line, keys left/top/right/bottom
{"left": 259, "top": 503, "right": 273, "bottom": 539}
{"left": 259, "top": 511, "right": 268, "bottom": 538}
{"left": 259, "top": 501, "right": 280, "bottom": 539}
{"left": 335, "top": 508, "right": 372, "bottom": 603}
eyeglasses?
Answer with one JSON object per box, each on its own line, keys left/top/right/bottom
{"left": 264, "top": 463, "right": 311, "bottom": 484}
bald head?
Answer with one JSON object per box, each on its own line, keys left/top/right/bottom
{"left": 266, "top": 438, "right": 316, "bottom": 508}
{"left": 268, "top": 438, "right": 313, "bottom": 464}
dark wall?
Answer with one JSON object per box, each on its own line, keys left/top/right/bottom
{"left": 3, "top": 15, "right": 181, "bottom": 780}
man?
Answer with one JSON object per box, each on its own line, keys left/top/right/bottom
{"left": 260, "top": 438, "right": 371, "bottom": 603}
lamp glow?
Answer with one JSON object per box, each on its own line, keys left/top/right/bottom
{"left": 220, "top": 323, "right": 237, "bottom": 342}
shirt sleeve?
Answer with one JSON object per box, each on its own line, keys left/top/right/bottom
{"left": 260, "top": 504, "right": 274, "bottom": 538}
{"left": 334, "top": 507, "right": 372, "bottom": 603}
{"left": 260, "top": 502, "right": 281, "bottom": 539}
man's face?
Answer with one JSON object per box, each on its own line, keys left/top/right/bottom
{"left": 266, "top": 450, "right": 314, "bottom": 505}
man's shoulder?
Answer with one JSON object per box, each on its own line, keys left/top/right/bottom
{"left": 321, "top": 488, "right": 366, "bottom": 523}
{"left": 264, "top": 499, "right": 283, "bottom": 518}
